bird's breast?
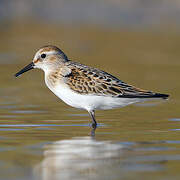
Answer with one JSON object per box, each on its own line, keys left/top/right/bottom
{"left": 45, "top": 74, "right": 84, "bottom": 109}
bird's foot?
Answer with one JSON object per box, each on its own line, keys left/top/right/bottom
{"left": 89, "top": 122, "right": 97, "bottom": 137}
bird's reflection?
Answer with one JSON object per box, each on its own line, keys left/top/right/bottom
{"left": 34, "top": 137, "right": 128, "bottom": 180}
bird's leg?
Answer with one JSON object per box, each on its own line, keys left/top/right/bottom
{"left": 88, "top": 110, "right": 97, "bottom": 137}
{"left": 88, "top": 110, "right": 97, "bottom": 130}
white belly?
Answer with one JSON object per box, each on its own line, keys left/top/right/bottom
{"left": 45, "top": 80, "right": 141, "bottom": 111}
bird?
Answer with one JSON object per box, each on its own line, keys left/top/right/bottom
{"left": 15, "top": 45, "right": 169, "bottom": 134}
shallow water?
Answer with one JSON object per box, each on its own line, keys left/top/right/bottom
{"left": 0, "top": 23, "right": 180, "bottom": 180}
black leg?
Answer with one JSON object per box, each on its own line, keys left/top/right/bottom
{"left": 88, "top": 110, "right": 97, "bottom": 136}
{"left": 89, "top": 110, "right": 97, "bottom": 128}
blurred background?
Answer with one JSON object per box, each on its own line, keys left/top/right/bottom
{"left": 1, "top": 0, "right": 180, "bottom": 26}
{"left": 0, "top": 1, "right": 180, "bottom": 180}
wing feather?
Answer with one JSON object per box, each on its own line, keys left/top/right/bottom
{"left": 66, "top": 61, "right": 168, "bottom": 99}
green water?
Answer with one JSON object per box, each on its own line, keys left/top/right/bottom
{"left": 0, "top": 23, "right": 179, "bottom": 180}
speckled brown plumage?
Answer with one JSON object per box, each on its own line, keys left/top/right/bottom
{"left": 63, "top": 61, "right": 156, "bottom": 98}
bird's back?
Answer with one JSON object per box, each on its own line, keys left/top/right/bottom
{"left": 65, "top": 61, "right": 169, "bottom": 99}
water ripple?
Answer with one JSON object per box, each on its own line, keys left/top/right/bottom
{"left": 0, "top": 124, "right": 103, "bottom": 127}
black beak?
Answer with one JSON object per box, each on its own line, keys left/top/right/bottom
{"left": 15, "top": 62, "right": 34, "bottom": 77}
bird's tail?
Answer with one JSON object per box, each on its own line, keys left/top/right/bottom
{"left": 118, "top": 93, "right": 169, "bottom": 99}
{"left": 149, "top": 93, "right": 169, "bottom": 99}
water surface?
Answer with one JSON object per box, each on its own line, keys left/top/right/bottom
{"left": 0, "top": 24, "right": 179, "bottom": 180}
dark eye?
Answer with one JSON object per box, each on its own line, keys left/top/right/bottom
{"left": 41, "top": 53, "right": 46, "bottom": 58}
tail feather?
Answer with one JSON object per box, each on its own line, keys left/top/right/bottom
{"left": 118, "top": 93, "right": 169, "bottom": 99}
{"left": 150, "top": 93, "right": 169, "bottom": 99}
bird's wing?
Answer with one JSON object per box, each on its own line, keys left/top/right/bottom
{"left": 65, "top": 61, "right": 167, "bottom": 99}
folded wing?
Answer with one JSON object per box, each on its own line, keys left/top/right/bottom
{"left": 66, "top": 62, "right": 169, "bottom": 99}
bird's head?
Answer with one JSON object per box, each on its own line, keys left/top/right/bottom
{"left": 15, "top": 45, "right": 69, "bottom": 77}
